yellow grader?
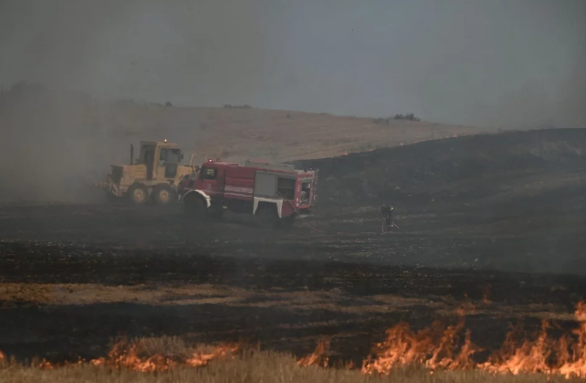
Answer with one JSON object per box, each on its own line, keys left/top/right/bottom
{"left": 97, "top": 140, "right": 197, "bottom": 205}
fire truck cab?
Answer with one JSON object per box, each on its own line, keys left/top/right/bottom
{"left": 179, "top": 159, "right": 318, "bottom": 228}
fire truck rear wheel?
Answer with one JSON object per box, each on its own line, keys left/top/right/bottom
{"left": 153, "top": 183, "right": 176, "bottom": 205}
{"left": 256, "top": 205, "right": 279, "bottom": 228}
{"left": 280, "top": 215, "right": 296, "bottom": 229}
{"left": 128, "top": 183, "right": 148, "bottom": 205}
{"left": 184, "top": 196, "right": 206, "bottom": 218}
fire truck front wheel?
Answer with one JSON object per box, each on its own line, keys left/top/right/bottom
{"left": 280, "top": 215, "right": 296, "bottom": 229}
{"left": 184, "top": 195, "right": 206, "bottom": 218}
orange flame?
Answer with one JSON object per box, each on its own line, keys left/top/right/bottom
{"left": 2, "top": 301, "right": 586, "bottom": 379}
{"left": 361, "top": 312, "right": 481, "bottom": 375}
{"left": 32, "top": 340, "right": 239, "bottom": 372}
{"left": 89, "top": 341, "right": 176, "bottom": 372}
{"left": 475, "top": 301, "right": 586, "bottom": 378}
{"left": 297, "top": 339, "right": 330, "bottom": 368}
{"left": 354, "top": 301, "right": 586, "bottom": 378}
{"left": 186, "top": 343, "right": 240, "bottom": 367}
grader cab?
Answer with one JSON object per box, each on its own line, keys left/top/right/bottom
{"left": 100, "top": 140, "right": 196, "bottom": 205}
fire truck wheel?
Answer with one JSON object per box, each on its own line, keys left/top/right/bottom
{"left": 256, "top": 204, "right": 279, "bottom": 228}
{"left": 280, "top": 215, "right": 296, "bottom": 229}
{"left": 128, "top": 183, "right": 148, "bottom": 205}
{"left": 184, "top": 195, "right": 206, "bottom": 218}
{"left": 152, "top": 184, "right": 176, "bottom": 205}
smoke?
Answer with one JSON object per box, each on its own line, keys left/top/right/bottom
{"left": 1, "top": 0, "right": 584, "bottom": 126}
{"left": 0, "top": 0, "right": 584, "bottom": 202}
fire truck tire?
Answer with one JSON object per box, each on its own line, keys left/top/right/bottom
{"left": 152, "top": 183, "right": 176, "bottom": 205}
{"left": 256, "top": 204, "right": 279, "bottom": 228}
{"left": 128, "top": 183, "right": 148, "bottom": 205}
{"left": 184, "top": 195, "right": 206, "bottom": 218}
{"left": 280, "top": 215, "right": 296, "bottom": 229}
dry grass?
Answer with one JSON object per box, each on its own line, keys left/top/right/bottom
{"left": 1, "top": 85, "right": 482, "bottom": 164}
{"left": 0, "top": 282, "right": 575, "bottom": 323}
{"left": 0, "top": 348, "right": 580, "bottom": 383}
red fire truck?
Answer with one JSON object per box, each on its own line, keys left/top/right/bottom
{"left": 178, "top": 159, "right": 318, "bottom": 228}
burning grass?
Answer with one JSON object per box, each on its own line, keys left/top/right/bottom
{"left": 0, "top": 351, "right": 581, "bottom": 383}
{"left": 2, "top": 303, "right": 586, "bottom": 381}
{"left": 304, "top": 302, "right": 586, "bottom": 379}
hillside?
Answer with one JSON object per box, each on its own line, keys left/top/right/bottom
{"left": 296, "top": 128, "right": 586, "bottom": 237}
{"left": 296, "top": 128, "right": 586, "bottom": 204}
{"left": 0, "top": 83, "right": 482, "bottom": 203}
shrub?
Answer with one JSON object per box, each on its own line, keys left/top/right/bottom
{"left": 374, "top": 113, "right": 421, "bottom": 125}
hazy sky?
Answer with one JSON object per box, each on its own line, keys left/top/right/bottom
{"left": 1, "top": 0, "right": 585, "bottom": 128}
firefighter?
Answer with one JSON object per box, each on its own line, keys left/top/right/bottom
{"left": 381, "top": 203, "right": 394, "bottom": 233}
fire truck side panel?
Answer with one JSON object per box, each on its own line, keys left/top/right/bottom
{"left": 224, "top": 167, "right": 254, "bottom": 200}
{"left": 222, "top": 168, "right": 255, "bottom": 213}
{"left": 223, "top": 177, "right": 254, "bottom": 200}
{"left": 253, "top": 172, "right": 278, "bottom": 197}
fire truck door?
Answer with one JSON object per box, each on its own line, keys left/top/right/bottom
{"left": 216, "top": 170, "right": 226, "bottom": 195}
{"left": 199, "top": 166, "right": 221, "bottom": 195}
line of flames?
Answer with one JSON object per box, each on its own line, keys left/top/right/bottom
{"left": 0, "top": 340, "right": 240, "bottom": 373}
{"left": 298, "top": 301, "right": 586, "bottom": 379}
{"left": 0, "top": 301, "right": 584, "bottom": 378}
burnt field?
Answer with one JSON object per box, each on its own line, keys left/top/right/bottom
{"left": 1, "top": 129, "right": 586, "bottom": 370}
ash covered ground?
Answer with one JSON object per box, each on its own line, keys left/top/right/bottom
{"left": 1, "top": 129, "right": 586, "bottom": 365}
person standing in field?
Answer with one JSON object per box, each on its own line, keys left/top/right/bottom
{"left": 381, "top": 204, "right": 394, "bottom": 233}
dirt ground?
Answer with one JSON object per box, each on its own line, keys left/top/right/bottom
{"left": 0, "top": 203, "right": 584, "bottom": 367}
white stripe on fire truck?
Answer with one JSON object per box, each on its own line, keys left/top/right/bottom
{"left": 224, "top": 186, "right": 253, "bottom": 194}
{"left": 223, "top": 192, "right": 252, "bottom": 198}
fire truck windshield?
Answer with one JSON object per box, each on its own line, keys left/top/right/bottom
{"left": 200, "top": 167, "right": 217, "bottom": 180}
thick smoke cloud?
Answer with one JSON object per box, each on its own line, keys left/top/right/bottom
{"left": 1, "top": 0, "right": 584, "bottom": 128}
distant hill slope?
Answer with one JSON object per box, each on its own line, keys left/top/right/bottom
{"left": 0, "top": 83, "right": 482, "bottom": 161}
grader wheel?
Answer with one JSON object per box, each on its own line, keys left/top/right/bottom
{"left": 152, "top": 183, "right": 176, "bottom": 205}
{"left": 127, "top": 183, "right": 148, "bottom": 205}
